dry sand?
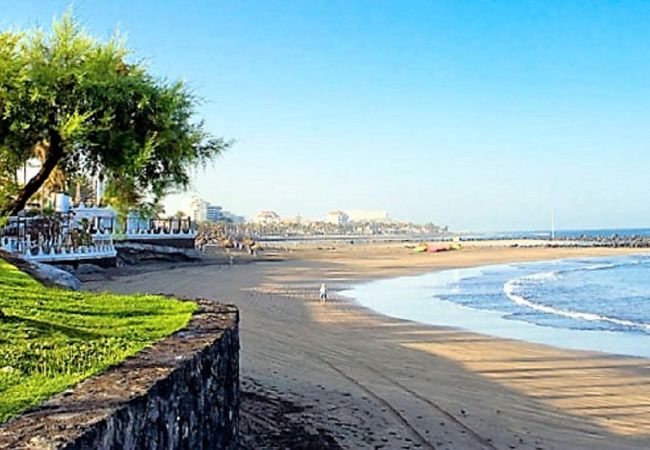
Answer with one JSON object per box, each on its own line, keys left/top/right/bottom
{"left": 86, "top": 242, "right": 650, "bottom": 449}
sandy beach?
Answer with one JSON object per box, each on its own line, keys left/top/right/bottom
{"left": 85, "top": 242, "right": 650, "bottom": 449}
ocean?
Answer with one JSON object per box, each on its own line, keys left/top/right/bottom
{"left": 467, "top": 227, "right": 650, "bottom": 240}
{"left": 343, "top": 254, "right": 650, "bottom": 358}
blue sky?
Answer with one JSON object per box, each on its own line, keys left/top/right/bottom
{"left": 3, "top": 1, "right": 650, "bottom": 231}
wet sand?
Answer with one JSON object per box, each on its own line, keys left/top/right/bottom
{"left": 86, "top": 243, "right": 650, "bottom": 449}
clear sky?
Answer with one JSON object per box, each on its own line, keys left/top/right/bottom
{"left": 3, "top": 1, "right": 650, "bottom": 231}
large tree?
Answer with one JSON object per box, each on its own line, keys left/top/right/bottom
{"left": 0, "top": 13, "right": 229, "bottom": 216}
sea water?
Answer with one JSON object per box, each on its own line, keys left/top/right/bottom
{"left": 342, "top": 254, "right": 650, "bottom": 358}
{"left": 467, "top": 227, "right": 650, "bottom": 240}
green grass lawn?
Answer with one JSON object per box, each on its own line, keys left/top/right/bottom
{"left": 0, "top": 259, "right": 196, "bottom": 424}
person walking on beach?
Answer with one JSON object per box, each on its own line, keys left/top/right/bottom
{"left": 319, "top": 283, "right": 328, "bottom": 303}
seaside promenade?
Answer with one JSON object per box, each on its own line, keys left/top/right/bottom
{"left": 85, "top": 242, "right": 650, "bottom": 449}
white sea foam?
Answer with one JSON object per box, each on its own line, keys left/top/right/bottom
{"left": 582, "top": 262, "right": 617, "bottom": 271}
{"left": 523, "top": 270, "right": 558, "bottom": 282}
{"left": 552, "top": 262, "right": 618, "bottom": 278}
{"left": 503, "top": 272, "right": 650, "bottom": 332}
{"left": 512, "top": 262, "right": 616, "bottom": 286}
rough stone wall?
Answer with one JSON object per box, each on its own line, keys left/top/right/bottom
{"left": 115, "top": 242, "right": 201, "bottom": 264}
{"left": 0, "top": 301, "right": 239, "bottom": 450}
{"left": 122, "top": 237, "right": 197, "bottom": 249}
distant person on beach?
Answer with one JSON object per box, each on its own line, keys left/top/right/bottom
{"left": 196, "top": 235, "right": 207, "bottom": 252}
{"left": 319, "top": 283, "right": 328, "bottom": 303}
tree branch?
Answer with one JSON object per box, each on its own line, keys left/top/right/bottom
{"left": 1, "top": 130, "right": 64, "bottom": 217}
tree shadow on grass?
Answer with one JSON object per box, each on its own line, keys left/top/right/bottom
{"left": 25, "top": 306, "right": 165, "bottom": 319}
{"left": 0, "top": 314, "right": 106, "bottom": 341}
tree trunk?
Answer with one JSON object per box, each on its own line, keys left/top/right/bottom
{"left": 1, "top": 129, "right": 64, "bottom": 217}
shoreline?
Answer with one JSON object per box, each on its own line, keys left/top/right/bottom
{"left": 85, "top": 242, "right": 650, "bottom": 449}
{"left": 341, "top": 253, "right": 650, "bottom": 359}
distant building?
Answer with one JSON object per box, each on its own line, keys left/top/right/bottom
{"left": 346, "top": 210, "right": 390, "bottom": 223}
{"left": 326, "top": 210, "right": 349, "bottom": 225}
{"left": 283, "top": 215, "right": 306, "bottom": 225}
{"left": 221, "top": 210, "right": 245, "bottom": 224}
{"left": 190, "top": 198, "right": 230, "bottom": 223}
{"left": 256, "top": 210, "right": 281, "bottom": 224}
{"left": 190, "top": 197, "right": 208, "bottom": 223}
{"left": 206, "top": 205, "right": 223, "bottom": 222}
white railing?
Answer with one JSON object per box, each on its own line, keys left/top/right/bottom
{"left": 1, "top": 231, "right": 117, "bottom": 263}
{"left": 121, "top": 227, "right": 197, "bottom": 240}
{"left": 70, "top": 203, "right": 117, "bottom": 231}
{"left": 1, "top": 211, "right": 195, "bottom": 264}
{"left": 121, "top": 216, "right": 196, "bottom": 241}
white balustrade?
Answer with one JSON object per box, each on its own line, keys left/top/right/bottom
{"left": 2, "top": 233, "right": 117, "bottom": 263}
{"left": 122, "top": 227, "right": 196, "bottom": 240}
{"left": 2, "top": 211, "right": 195, "bottom": 263}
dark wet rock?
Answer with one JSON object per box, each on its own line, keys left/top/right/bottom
{"left": 72, "top": 263, "right": 106, "bottom": 275}
{"left": 115, "top": 242, "right": 202, "bottom": 264}
{"left": 0, "top": 250, "right": 80, "bottom": 290}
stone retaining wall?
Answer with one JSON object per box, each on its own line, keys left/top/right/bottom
{"left": 0, "top": 300, "right": 239, "bottom": 450}
{"left": 115, "top": 242, "right": 202, "bottom": 265}
{"left": 123, "top": 237, "right": 197, "bottom": 249}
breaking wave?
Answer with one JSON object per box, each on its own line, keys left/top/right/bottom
{"left": 503, "top": 264, "right": 650, "bottom": 332}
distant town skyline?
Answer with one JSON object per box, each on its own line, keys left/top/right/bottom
{"left": 169, "top": 192, "right": 396, "bottom": 225}
{"left": 5, "top": 2, "right": 650, "bottom": 231}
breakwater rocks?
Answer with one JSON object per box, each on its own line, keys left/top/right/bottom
{"left": 0, "top": 300, "right": 240, "bottom": 450}
{"left": 546, "top": 236, "right": 650, "bottom": 248}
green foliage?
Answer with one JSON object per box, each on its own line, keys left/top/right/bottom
{"left": 0, "top": 12, "right": 230, "bottom": 215}
{"left": 0, "top": 175, "right": 18, "bottom": 210}
{"left": 0, "top": 259, "right": 196, "bottom": 423}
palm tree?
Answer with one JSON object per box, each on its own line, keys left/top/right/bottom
{"left": 66, "top": 174, "right": 95, "bottom": 205}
